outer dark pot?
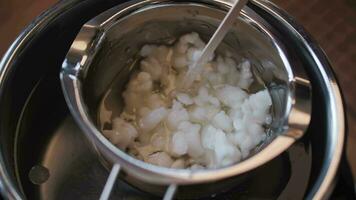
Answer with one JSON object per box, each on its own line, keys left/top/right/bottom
{"left": 0, "top": 0, "right": 346, "bottom": 199}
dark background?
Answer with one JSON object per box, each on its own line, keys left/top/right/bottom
{"left": 0, "top": 0, "right": 355, "bottom": 191}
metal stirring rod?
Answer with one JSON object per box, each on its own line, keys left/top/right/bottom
{"left": 183, "top": 0, "right": 249, "bottom": 88}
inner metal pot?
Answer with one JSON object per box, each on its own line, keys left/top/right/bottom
{"left": 60, "top": 0, "right": 312, "bottom": 193}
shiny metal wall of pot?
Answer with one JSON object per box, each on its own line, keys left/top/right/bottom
{"left": 60, "top": 0, "right": 312, "bottom": 198}
{"left": 0, "top": 0, "right": 345, "bottom": 199}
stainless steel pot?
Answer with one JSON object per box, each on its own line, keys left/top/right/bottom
{"left": 60, "top": 1, "right": 312, "bottom": 198}
{"left": 0, "top": 0, "right": 345, "bottom": 199}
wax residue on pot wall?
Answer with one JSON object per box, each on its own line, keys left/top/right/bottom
{"left": 98, "top": 33, "right": 273, "bottom": 169}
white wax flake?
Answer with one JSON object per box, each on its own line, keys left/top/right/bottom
{"left": 101, "top": 32, "right": 273, "bottom": 169}
{"left": 212, "top": 111, "right": 233, "bottom": 132}
{"left": 201, "top": 125, "right": 242, "bottom": 167}
{"left": 216, "top": 85, "right": 248, "bottom": 108}
{"left": 187, "top": 48, "right": 203, "bottom": 63}
{"left": 139, "top": 107, "right": 168, "bottom": 133}
{"left": 171, "top": 131, "right": 188, "bottom": 156}
{"left": 146, "top": 93, "right": 166, "bottom": 109}
{"left": 189, "top": 106, "right": 208, "bottom": 123}
{"left": 171, "top": 159, "right": 186, "bottom": 169}
{"left": 141, "top": 57, "right": 162, "bottom": 81}
{"left": 216, "top": 56, "right": 230, "bottom": 75}
{"left": 176, "top": 93, "right": 194, "bottom": 105}
{"left": 166, "top": 101, "right": 189, "bottom": 130}
{"left": 146, "top": 152, "right": 174, "bottom": 167}
{"left": 102, "top": 120, "right": 137, "bottom": 150}
{"left": 237, "top": 60, "right": 254, "bottom": 89}
{"left": 140, "top": 44, "right": 157, "bottom": 57}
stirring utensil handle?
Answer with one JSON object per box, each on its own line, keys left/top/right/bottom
{"left": 183, "top": 0, "right": 249, "bottom": 88}
{"left": 198, "top": 0, "right": 248, "bottom": 61}
{"left": 100, "top": 164, "right": 121, "bottom": 200}
{"left": 163, "top": 184, "right": 178, "bottom": 200}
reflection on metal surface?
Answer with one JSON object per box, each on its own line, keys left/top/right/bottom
{"left": 72, "top": 41, "right": 88, "bottom": 52}
{"left": 41, "top": 117, "right": 89, "bottom": 199}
